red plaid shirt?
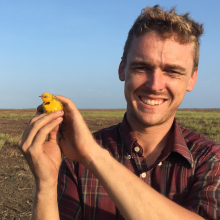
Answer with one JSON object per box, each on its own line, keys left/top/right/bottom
{"left": 58, "top": 115, "right": 220, "bottom": 220}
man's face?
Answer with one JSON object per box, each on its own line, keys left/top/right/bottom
{"left": 119, "top": 31, "right": 198, "bottom": 128}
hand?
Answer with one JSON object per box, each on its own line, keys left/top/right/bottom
{"left": 55, "top": 95, "right": 101, "bottom": 165}
{"left": 18, "top": 111, "right": 64, "bottom": 190}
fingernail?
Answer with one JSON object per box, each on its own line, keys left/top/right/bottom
{"left": 56, "top": 117, "right": 63, "bottom": 121}
{"left": 56, "top": 110, "right": 63, "bottom": 114}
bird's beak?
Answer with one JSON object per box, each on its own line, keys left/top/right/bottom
{"left": 39, "top": 96, "right": 42, "bottom": 98}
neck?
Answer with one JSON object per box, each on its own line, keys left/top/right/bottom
{"left": 126, "top": 112, "right": 175, "bottom": 165}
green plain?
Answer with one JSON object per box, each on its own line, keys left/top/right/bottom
{"left": 0, "top": 109, "right": 219, "bottom": 149}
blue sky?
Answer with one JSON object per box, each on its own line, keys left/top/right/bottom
{"left": 0, "top": 0, "right": 219, "bottom": 109}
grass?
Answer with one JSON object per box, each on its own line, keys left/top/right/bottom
{"left": 80, "top": 109, "right": 126, "bottom": 119}
{"left": 0, "top": 113, "right": 35, "bottom": 120}
{"left": 0, "top": 110, "right": 125, "bottom": 120}
{"left": 0, "top": 133, "right": 21, "bottom": 149}
{"left": 0, "top": 133, "right": 10, "bottom": 149}
{"left": 176, "top": 111, "right": 220, "bottom": 120}
{"left": 0, "top": 109, "right": 219, "bottom": 147}
{"left": 80, "top": 109, "right": 220, "bottom": 143}
{"left": 176, "top": 110, "right": 220, "bottom": 143}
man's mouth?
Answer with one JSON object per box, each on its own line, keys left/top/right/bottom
{"left": 139, "top": 97, "right": 165, "bottom": 106}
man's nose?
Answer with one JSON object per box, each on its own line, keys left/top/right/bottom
{"left": 144, "top": 70, "right": 166, "bottom": 91}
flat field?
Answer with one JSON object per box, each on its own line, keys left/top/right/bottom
{"left": 0, "top": 109, "right": 219, "bottom": 219}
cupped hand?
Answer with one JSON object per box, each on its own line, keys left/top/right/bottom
{"left": 55, "top": 95, "right": 101, "bottom": 166}
{"left": 18, "top": 111, "right": 64, "bottom": 190}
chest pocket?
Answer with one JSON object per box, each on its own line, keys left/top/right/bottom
{"left": 150, "top": 157, "right": 192, "bottom": 206}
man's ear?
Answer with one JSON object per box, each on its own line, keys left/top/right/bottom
{"left": 118, "top": 60, "right": 125, "bottom": 81}
{"left": 186, "top": 67, "right": 198, "bottom": 92}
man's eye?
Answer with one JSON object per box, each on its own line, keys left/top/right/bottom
{"left": 167, "top": 70, "right": 177, "bottom": 73}
{"left": 135, "top": 67, "right": 147, "bottom": 71}
{"left": 164, "top": 70, "right": 183, "bottom": 78}
{"left": 166, "top": 70, "right": 181, "bottom": 75}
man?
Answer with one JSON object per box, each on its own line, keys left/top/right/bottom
{"left": 18, "top": 5, "right": 220, "bottom": 220}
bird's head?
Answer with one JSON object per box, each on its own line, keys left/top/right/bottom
{"left": 40, "top": 92, "right": 53, "bottom": 103}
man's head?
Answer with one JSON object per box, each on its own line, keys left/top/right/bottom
{"left": 119, "top": 5, "right": 203, "bottom": 129}
{"left": 122, "top": 5, "right": 203, "bottom": 72}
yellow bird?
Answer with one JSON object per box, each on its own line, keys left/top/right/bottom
{"left": 40, "top": 92, "right": 63, "bottom": 113}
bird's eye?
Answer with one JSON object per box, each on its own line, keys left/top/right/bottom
{"left": 45, "top": 96, "right": 48, "bottom": 98}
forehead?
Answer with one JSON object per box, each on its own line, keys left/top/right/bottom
{"left": 126, "top": 32, "right": 194, "bottom": 68}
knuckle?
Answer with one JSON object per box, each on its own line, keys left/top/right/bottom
{"left": 32, "top": 119, "right": 41, "bottom": 130}
{"left": 17, "top": 138, "right": 22, "bottom": 146}
{"left": 17, "top": 138, "right": 25, "bottom": 150}
{"left": 38, "top": 126, "right": 47, "bottom": 135}
{"left": 64, "top": 99, "right": 72, "bottom": 106}
{"left": 26, "top": 146, "right": 32, "bottom": 154}
{"left": 27, "top": 145, "right": 35, "bottom": 156}
{"left": 18, "top": 142, "right": 27, "bottom": 154}
{"left": 29, "top": 117, "right": 36, "bottom": 124}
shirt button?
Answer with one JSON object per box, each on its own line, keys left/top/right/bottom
{"left": 134, "top": 146, "right": 140, "bottom": 152}
{"left": 158, "top": 162, "right": 162, "bottom": 166}
{"left": 127, "top": 155, "right": 131, "bottom": 159}
{"left": 141, "top": 172, "right": 146, "bottom": 178}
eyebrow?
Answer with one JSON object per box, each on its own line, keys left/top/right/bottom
{"left": 164, "top": 64, "right": 187, "bottom": 73}
{"left": 129, "top": 61, "right": 187, "bottom": 73}
{"left": 129, "top": 61, "right": 153, "bottom": 68}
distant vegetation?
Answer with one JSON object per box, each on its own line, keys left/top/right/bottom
{"left": 176, "top": 111, "right": 220, "bottom": 142}
{"left": 0, "top": 114, "right": 34, "bottom": 120}
{"left": 80, "top": 109, "right": 126, "bottom": 119}
{"left": 0, "top": 109, "right": 219, "bottom": 149}
{"left": 0, "top": 133, "right": 21, "bottom": 149}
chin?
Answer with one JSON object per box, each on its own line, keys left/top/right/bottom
{"left": 132, "top": 111, "right": 162, "bottom": 126}
{"left": 140, "top": 118, "right": 163, "bottom": 127}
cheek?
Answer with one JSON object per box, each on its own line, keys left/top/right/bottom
{"left": 124, "top": 76, "right": 137, "bottom": 102}
{"left": 166, "top": 80, "right": 188, "bottom": 101}
{"left": 125, "top": 74, "right": 145, "bottom": 91}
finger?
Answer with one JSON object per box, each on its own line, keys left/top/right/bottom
{"left": 19, "top": 112, "right": 47, "bottom": 143}
{"left": 54, "top": 95, "right": 78, "bottom": 112}
{"left": 55, "top": 95, "right": 90, "bottom": 130}
{"left": 30, "top": 112, "right": 47, "bottom": 124}
{"left": 54, "top": 95, "right": 90, "bottom": 137}
{"left": 31, "top": 116, "right": 63, "bottom": 153}
{"left": 34, "top": 111, "right": 41, "bottom": 117}
{"left": 30, "top": 105, "right": 44, "bottom": 123}
{"left": 37, "top": 104, "right": 43, "bottom": 113}
{"left": 48, "top": 124, "right": 60, "bottom": 144}
{"left": 26, "top": 111, "right": 63, "bottom": 147}
{"left": 18, "top": 107, "right": 50, "bottom": 152}
{"left": 22, "top": 111, "right": 64, "bottom": 152}
{"left": 54, "top": 95, "right": 85, "bottom": 125}
{"left": 18, "top": 112, "right": 47, "bottom": 149}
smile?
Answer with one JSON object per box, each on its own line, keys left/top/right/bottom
{"left": 140, "top": 97, "right": 165, "bottom": 106}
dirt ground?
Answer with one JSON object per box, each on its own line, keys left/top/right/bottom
{"left": 0, "top": 109, "right": 122, "bottom": 220}
{"left": 0, "top": 108, "right": 219, "bottom": 219}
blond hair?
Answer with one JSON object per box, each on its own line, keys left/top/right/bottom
{"left": 122, "top": 5, "right": 204, "bottom": 71}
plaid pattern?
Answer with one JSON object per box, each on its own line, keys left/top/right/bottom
{"left": 58, "top": 115, "right": 220, "bottom": 220}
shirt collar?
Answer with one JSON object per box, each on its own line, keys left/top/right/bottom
{"left": 120, "top": 113, "right": 137, "bottom": 155}
{"left": 120, "top": 113, "right": 193, "bottom": 168}
{"left": 172, "top": 119, "right": 193, "bottom": 167}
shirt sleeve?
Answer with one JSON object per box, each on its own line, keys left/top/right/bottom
{"left": 57, "top": 158, "right": 83, "bottom": 220}
{"left": 183, "top": 143, "right": 220, "bottom": 220}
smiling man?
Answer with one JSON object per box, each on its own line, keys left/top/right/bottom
{"left": 118, "top": 30, "right": 198, "bottom": 164}
{"left": 19, "top": 5, "right": 220, "bottom": 220}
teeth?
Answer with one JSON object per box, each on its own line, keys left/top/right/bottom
{"left": 146, "top": 100, "right": 151, "bottom": 105}
{"left": 141, "top": 98, "right": 164, "bottom": 106}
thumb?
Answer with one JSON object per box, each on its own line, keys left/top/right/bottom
{"left": 49, "top": 124, "right": 60, "bottom": 144}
